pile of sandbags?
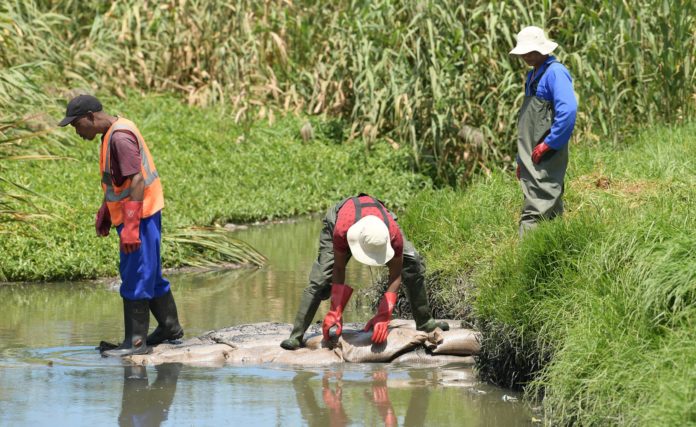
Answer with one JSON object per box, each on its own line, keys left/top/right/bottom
{"left": 126, "top": 320, "right": 480, "bottom": 367}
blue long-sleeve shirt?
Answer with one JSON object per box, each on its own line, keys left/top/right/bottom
{"left": 525, "top": 56, "right": 578, "bottom": 150}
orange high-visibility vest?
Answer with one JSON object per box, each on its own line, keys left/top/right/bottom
{"left": 99, "top": 118, "right": 164, "bottom": 226}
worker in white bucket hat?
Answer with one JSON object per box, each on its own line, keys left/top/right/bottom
{"left": 280, "top": 194, "right": 449, "bottom": 350}
{"left": 510, "top": 26, "right": 577, "bottom": 237}
{"left": 509, "top": 26, "right": 559, "bottom": 55}
{"left": 346, "top": 214, "right": 394, "bottom": 266}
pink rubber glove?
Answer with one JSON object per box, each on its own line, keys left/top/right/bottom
{"left": 120, "top": 200, "right": 142, "bottom": 254}
{"left": 532, "top": 142, "right": 553, "bottom": 164}
{"left": 95, "top": 202, "right": 111, "bottom": 237}
{"left": 322, "top": 284, "right": 354, "bottom": 341}
{"left": 364, "top": 292, "right": 397, "bottom": 344}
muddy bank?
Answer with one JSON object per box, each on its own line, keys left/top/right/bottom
{"left": 125, "top": 320, "right": 480, "bottom": 367}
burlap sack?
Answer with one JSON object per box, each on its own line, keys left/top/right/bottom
{"left": 206, "top": 322, "right": 293, "bottom": 349}
{"left": 388, "top": 319, "right": 464, "bottom": 330}
{"left": 224, "top": 345, "right": 341, "bottom": 366}
{"left": 128, "top": 343, "right": 232, "bottom": 366}
{"left": 391, "top": 347, "right": 475, "bottom": 366}
{"left": 429, "top": 329, "right": 481, "bottom": 356}
{"left": 337, "top": 327, "right": 428, "bottom": 363}
{"left": 272, "top": 348, "right": 342, "bottom": 366}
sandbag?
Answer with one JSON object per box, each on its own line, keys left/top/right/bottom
{"left": 429, "top": 329, "right": 481, "bottom": 356}
{"left": 206, "top": 322, "right": 293, "bottom": 349}
{"left": 388, "top": 319, "right": 464, "bottom": 331}
{"left": 120, "top": 321, "right": 479, "bottom": 367}
{"left": 128, "top": 343, "right": 232, "bottom": 367}
{"left": 391, "top": 347, "right": 475, "bottom": 366}
{"left": 272, "top": 348, "right": 341, "bottom": 366}
{"left": 337, "top": 327, "right": 428, "bottom": 363}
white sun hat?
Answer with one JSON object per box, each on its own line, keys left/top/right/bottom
{"left": 347, "top": 215, "right": 395, "bottom": 266}
{"left": 509, "top": 26, "right": 558, "bottom": 55}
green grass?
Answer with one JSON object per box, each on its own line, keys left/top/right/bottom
{"left": 399, "top": 122, "right": 696, "bottom": 425}
{"left": 0, "top": 94, "right": 430, "bottom": 281}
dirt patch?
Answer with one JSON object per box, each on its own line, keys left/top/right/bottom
{"left": 574, "top": 173, "right": 659, "bottom": 199}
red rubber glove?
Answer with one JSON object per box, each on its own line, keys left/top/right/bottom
{"left": 95, "top": 202, "right": 111, "bottom": 237}
{"left": 322, "top": 284, "right": 354, "bottom": 341}
{"left": 120, "top": 200, "right": 142, "bottom": 254}
{"left": 364, "top": 292, "right": 397, "bottom": 344}
{"left": 532, "top": 141, "right": 553, "bottom": 164}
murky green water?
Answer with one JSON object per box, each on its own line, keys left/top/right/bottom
{"left": 1, "top": 219, "right": 534, "bottom": 426}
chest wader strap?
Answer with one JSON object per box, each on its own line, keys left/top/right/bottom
{"left": 352, "top": 195, "right": 390, "bottom": 227}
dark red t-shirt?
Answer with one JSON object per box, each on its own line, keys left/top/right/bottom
{"left": 333, "top": 196, "right": 404, "bottom": 257}
{"left": 107, "top": 130, "right": 141, "bottom": 187}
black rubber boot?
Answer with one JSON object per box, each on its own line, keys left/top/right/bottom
{"left": 281, "top": 289, "right": 323, "bottom": 350}
{"left": 103, "top": 298, "right": 152, "bottom": 357}
{"left": 146, "top": 290, "right": 184, "bottom": 346}
{"left": 402, "top": 251, "right": 450, "bottom": 332}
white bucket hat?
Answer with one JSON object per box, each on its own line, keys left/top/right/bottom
{"left": 509, "top": 26, "right": 558, "bottom": 55}
{"left": 347, "top": 215, "right": 395, "bottom": 266}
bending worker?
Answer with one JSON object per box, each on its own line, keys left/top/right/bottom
{"left": 280, "top": 194, "right": 449, "bottom": 350}
{"left": 59, "top": 95, "right": 184, "bottom": 357}
{"left": 510, "top": 26, "right": 577, "bottom": 236}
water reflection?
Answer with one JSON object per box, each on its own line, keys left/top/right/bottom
{"left": 119, "top": 364, "right": 181, "bottom": 427}
{"left": 293, "top": 368, "right": 433, "bottom": 427}
{"left": 293, "top": 371, "right": 348, "bottom": 427}
{"left": 366, "top": 370, "right": 398, "bottom": 426}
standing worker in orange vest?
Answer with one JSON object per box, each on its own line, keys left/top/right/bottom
{"left": 59, "top": 95, "right": 184, "bottom": 357}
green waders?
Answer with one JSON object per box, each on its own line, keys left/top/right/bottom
{"left": 517, "top": 62, "right": 569, "bottom": 237}
{"left": 281, "top": 197, "right": 447, "bottom": 350}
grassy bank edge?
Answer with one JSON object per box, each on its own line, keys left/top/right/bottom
{"left": 398, "top": 121, "right": 696, "bottom": 425}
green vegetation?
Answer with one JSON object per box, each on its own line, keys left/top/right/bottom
{"left": 2, "top": 1, "right": 696, "bottom": 423}
{"left": 0, "top": 95, "right": 429, "bottom": 281}
{"left": 2, "top": 0, "right": 695, "bottom": 183}
{"left": 399, "top": 122, "right": 696, "bottom": 425}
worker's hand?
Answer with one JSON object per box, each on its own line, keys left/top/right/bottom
{"left": 95, "top": 202, "right": 111, "bottom": 237}
{"left": 531, "top": 142, "right": 554, "bottom": 164}
{"left": 516, "top": 164, "right": 521, "bottom": 180}
{"left": 322, "top": 310, "right": 344, "bottom": 342}
{"left": 120, "top": 200, "right": 142, "bottom": 254}
{"left": 322, "top": 284, "right": 353, "bottom": 341}
{"left": 364, "top": 292, "right": 397, "bottom": 344}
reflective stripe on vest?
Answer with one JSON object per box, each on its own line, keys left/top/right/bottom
{"left": 99, "top": 118, "right": 164, "bottom": 226}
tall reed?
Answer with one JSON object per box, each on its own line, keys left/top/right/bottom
{"left": 2, "top": 0, "right": 695, "bottom": 184}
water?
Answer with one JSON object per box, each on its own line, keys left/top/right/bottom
{"left": 0, "top": 219, "right": 534, "bottom": 426}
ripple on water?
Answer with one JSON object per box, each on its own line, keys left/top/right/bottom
{"left": 0, "top": 345, "right": 125, "bottom": 369}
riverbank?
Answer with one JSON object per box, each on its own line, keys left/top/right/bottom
{"left": 4, "top": 92, "right": 695, "bottom": 424}
{"left": 399, "top": 122, "right": 696, "bottom": 425}
{"left": 0, "top": 94, "right": 430, "bottom": 281}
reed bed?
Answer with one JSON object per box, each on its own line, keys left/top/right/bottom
{"left": 2, "top": 0, "right": 694, "bottom": 185}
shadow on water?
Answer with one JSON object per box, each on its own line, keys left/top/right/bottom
{"left": 0, "top": 218, "right": 535, "bottom": 426}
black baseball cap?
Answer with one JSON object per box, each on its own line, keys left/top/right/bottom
{"left": 58, "top": 94, "right": 103, "bottom": 127}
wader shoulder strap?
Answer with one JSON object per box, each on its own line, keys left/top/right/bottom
{"left": 352, "top": 195, "right": 390, "bottom": 227}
